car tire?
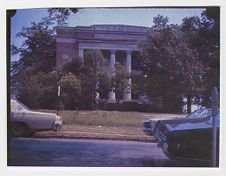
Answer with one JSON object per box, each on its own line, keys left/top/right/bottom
{"left": 11, "top": 122, "right": 32, "bottom": 137}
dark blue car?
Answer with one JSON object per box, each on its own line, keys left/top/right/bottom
{"left": 143, "top": 108, "right": 219, "bottom": 162}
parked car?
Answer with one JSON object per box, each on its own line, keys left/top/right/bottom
{"left": 10, "top": 99, "right": 62, "bottom": 137}
{"left": 143, "top": 108, "right": 219, "bottom": 162}
{"left": 143, "top": 108, "right": 211, "bottom": 135}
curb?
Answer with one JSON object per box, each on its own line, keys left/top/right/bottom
{"left": 34, "top": 131, "right": 156, "bottom": 143}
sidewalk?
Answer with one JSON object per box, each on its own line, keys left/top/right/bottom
{"left": 34, "top": 124, "right": 155, "bottom": 142}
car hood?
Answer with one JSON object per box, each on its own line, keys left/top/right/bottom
{"left": 24, "top": 110, "right": 57, "bottom": 118}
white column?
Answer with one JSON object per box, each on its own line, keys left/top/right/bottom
{"left": 78, "top": 48, "right": 84, "bottom": 62}
{"left": 123, "top": 50, "right": 132, "bottom": 101}
{"left": 109, "top": 50, "right": 116, "bottom": 73}
{"left": 108, "top": 50, "right": 116, "bottom": 102}
{"left": 125, "top": 50, "right": 132, "bottom": 72}
{"left": 108, "top": 87, "right": 116, "bottom": 101}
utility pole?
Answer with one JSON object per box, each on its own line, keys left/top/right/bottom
{"left": 211, "top": 87, "right": 219, "bottom": 167}
{"left": 57, "top": 85, "right": 61, "bottom": 115}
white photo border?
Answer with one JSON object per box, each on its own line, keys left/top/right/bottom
{"left": 0, "top": 0, "right": 225, "bottom": 176}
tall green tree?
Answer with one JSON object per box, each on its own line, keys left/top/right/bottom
{"left": 181, "top": 7, "right": 220, "bottom": 106}
{"left": 80, "top": 49, "right": 110, "bottom": 109}
{"left": 11, "top": 8, "right": 80, "bottom": 109}
{"left": 61, "top": 49, "right": 110, "bottom": 109}
{"left": 11, "top": 17, "right": 56, "bottom": 75}
{"left": 11, "top": 17, "right": 58, "bottom": 108}
{"left": 138, "top": 15, "right": 205, "bottom": 113}
{"left": 11, "top": 8, "right": 80, "bottom": 75}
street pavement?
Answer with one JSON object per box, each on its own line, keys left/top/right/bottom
{"left": 9, "top": 138, "right": 211, "bottom": 167}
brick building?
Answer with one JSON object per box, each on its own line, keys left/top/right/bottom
{"left": 56, "top": 24, "right": 148, "bottom": 102}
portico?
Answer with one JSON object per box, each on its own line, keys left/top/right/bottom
{"left": 56, "top": 24, "right": 148, "bottom": 101}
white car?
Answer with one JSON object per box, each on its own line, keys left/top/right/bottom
{"left": 10, "top": 99, "right": 62, "bottom": 137}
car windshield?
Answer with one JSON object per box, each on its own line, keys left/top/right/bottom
{"left": 186, "top": 108, "right": 211, "bottom": 118}
{"left": 11, "top": 100, "right": 31, "bottom": 111}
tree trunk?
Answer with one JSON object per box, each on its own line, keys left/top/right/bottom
{"left": 187, "top": 95, "right": 192, "bottom": 113}
{"left": 162, "top": 94, "right": 183, "bottom": 113}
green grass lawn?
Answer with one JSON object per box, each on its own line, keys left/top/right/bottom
{"left": 37, "top": 110, "right": 184, "bottom": 128}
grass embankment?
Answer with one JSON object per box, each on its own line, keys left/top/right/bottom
{"left": 35, "top": 110, "right": 184, "bottom": 142}
{"left": 38, "top": 110, "right": 183, "bottom": 127}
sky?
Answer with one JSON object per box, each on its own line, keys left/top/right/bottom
{"left": 11, "top": 7, "right": 205, "bottom": 60}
